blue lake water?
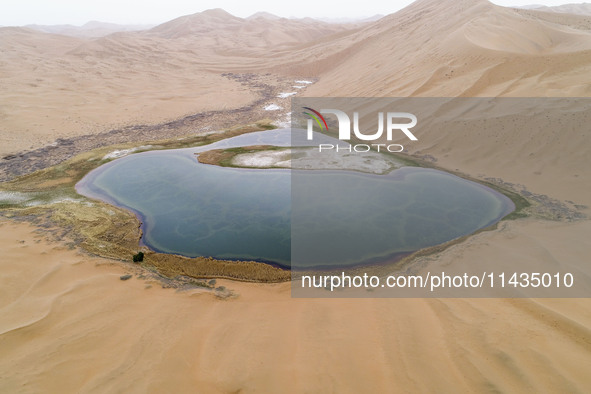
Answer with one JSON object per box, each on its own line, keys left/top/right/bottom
{"left": 76, "top": 129, "right": 514, "bottom": 268}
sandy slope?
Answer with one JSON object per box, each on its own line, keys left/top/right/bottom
{"left": 0, "top": 27, "right": 255, "bottom": 157}
{"left": 4, "top": 0, "right": 590, "bottom": 156}
{"left": 1, "top": 0, "right": 591, "bottom": 392}
{"left": 1, "top": 221, "right": 590, "bottom": 393}
{"left": 0, "top": 12, "right": 354, "bottom": 157}
{"left": 302, "top": 0, "right": 591, "bottom": 97}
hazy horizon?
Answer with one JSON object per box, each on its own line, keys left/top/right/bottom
{"left": 0, "top": 0, "right": 580, "bottom": 27}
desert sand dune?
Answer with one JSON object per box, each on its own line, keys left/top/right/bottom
{"left": 1, "top": 0, "right": 591, "bottom": 392}
{"left": 0, "top": 10, "right": 357, "bottom": 157}
{"left": 518, "top": 2, "right": 591, "bottom": 15}
{"left": 303, "top": 0, "right": 591, "bottom": 97}
{"left": 0, "top": 221, "right": 590, "bottom": 393}
{"left": 2, "top": 0, "right": 591, "bottom": 158}
{"left": 25, "top": 21, "right": 154, "bottom": 38}
{"left": 0, "top": 28, "right": 255, "bottom": 156}
{"left": 148, "top": 8, "right": 351, "bottom": 46}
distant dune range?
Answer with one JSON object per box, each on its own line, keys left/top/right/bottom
{"left": 1, "top": 0, "right": 590, "bottom": 157}
{"left": 519, "top": 2, "right": 591, "bottom": 15}
{"left": 0, "top": 9, "right": 356, "bottom": 157}
{"left": 24, "top": 21, "right": 155, "bottom": 38}
{"left": 1, "top": 0, "right": 591, "bottom": 392}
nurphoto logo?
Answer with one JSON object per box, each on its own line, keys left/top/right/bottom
{"left": 303, "top": 107, "right": 418, "bottom": 153}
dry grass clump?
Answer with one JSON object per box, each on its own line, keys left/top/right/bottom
{"left": 0, "top": 120, "right": 291, "bottom": 282}
{"left": 145, "top": 253, "right": 290, "bottom": 282}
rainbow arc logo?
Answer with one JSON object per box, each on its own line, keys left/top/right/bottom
{"left": 303, "top": 107, "right": 328, "bottom": 132}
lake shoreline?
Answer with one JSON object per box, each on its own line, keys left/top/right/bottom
{"left": 1, "top": 127, "right": 585, "bottom": 284}
{"left": 75, "top": 130, "right": 517, "bottom": 277}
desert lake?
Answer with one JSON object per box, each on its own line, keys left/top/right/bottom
{"left": 76, "top": 129, "right": 515, "bottom": 268}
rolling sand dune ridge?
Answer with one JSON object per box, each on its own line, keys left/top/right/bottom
{"left": 1, "top": 0, "right": 591, "bottom": 392}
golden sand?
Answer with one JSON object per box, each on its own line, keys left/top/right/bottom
{"left": 1, "top": 1, "right": 590, "bottom": 392}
